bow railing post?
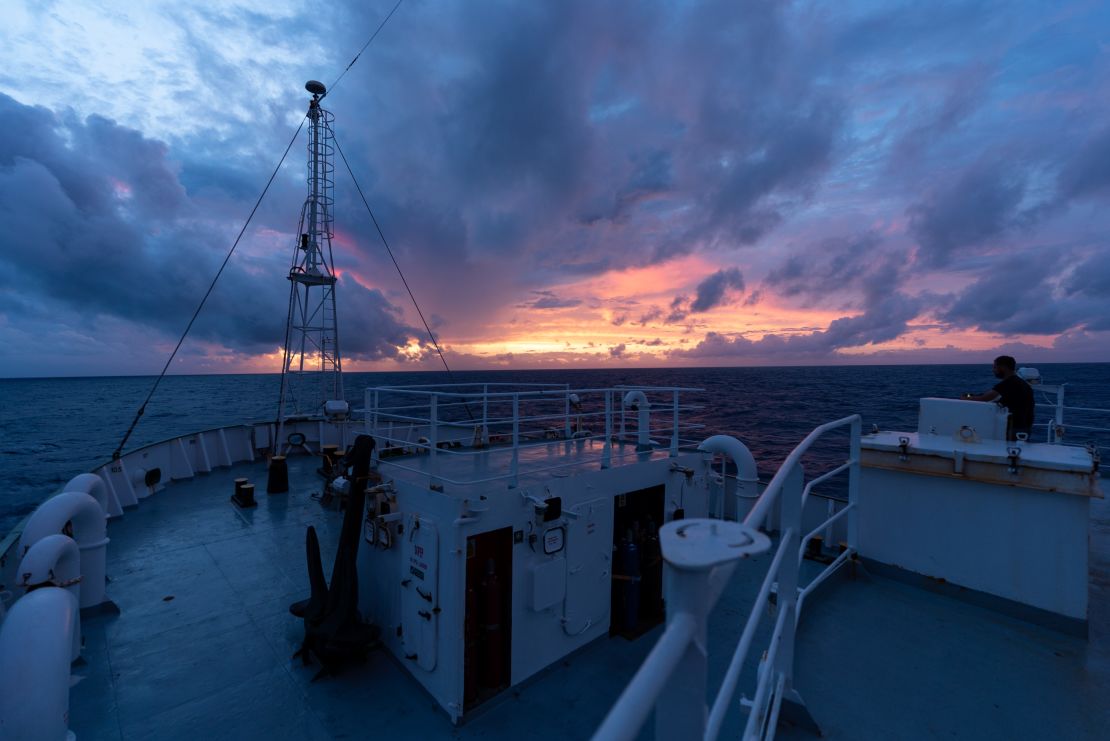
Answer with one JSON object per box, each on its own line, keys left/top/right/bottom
{"left": 655, "top": 561, "right": 713, "bottom": 740}
{"left": 602, "top": 391, "right": 612, "bottom": 469}
{"left": 848, "top": 416, "right": 861, "bottom": 551}
{"left": 670, "top": 389, "right": 680, "bottom": 457}
{"left": 429, "top": 394, "right": 439, "bottom": 489}
{"left": 772, "top": 463, "right": 815, "bottom": 730}
{"left": 511, "top": 393, "right": 520, "bottom": 487}
{"left": 565, "top": 384, "right": 572, "bottom": 439}
{"left": 593, "top": 519, "right": 769, "bottom": 741}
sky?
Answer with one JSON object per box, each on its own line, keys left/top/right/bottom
{"left": 1, "top": 0, "right": 1109, "bottom": 377}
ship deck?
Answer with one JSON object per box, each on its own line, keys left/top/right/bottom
{"left": 69, "top": 452, "right": 1110, "bottom": 740}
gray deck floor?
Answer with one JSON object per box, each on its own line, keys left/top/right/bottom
{"left": 70, "top": 455, "right": 1109, "bottom": 740}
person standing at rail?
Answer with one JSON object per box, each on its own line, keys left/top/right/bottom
{"left": 963, "top": 355, "right": 1035, "bottom": 440}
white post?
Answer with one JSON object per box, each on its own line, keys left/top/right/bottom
{"left": 848, "top": 416, "right": 861, "bottom": 551}
{"left": 565, "top": 384, "right": 572, "bottom": 439}
{"left": 776, "top": 463, "right": 803, "bottom": 693}
{"left": 602, "top": 391, "right": 612, "bottom": 469}
{"left": 429, "top": 395, "right": 439, "bottom": 488}
{"left": 1054, "top": 386, "right": 1065, "bottom": 444}
{"left": 670, "top": 389, "right": 680, "bottom": 457}
{"left": 482, "top": 384, "right": 490, "bottom": 447}
{"left": 371, "top": 389, "right": 380, "bottom": 464}
{"left": 619, "top": 396, "right": 626, "bottom": 440}
{"left": 371, "top": 389, "right": 379, "bottom": 433}
{"left": 655, "top": 565, "right": 712, "bottom": 740}
{"left": 511, "top": 393, "right": 520, "bottom": 487}
{"left": 748, "top": 462, "right": 819, "bottom": 738}
{"left": 652, "top": 519, "right": 768, "bottom": 741}
{"left": 823, "top": 498, "right": 835, "bottom": 554}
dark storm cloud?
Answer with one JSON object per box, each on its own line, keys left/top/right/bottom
{"left": 578, "top": 150, "right": 673, "bottom": 225}
{"left": 689, "top": 101, "right": 842, "bottom": 252}
{"left": 690, "top": 268, "right": 745, "bottom": 312}
{"left": 327, "top": 0, "right": 846, "bottom": 281}
{"left": 431, "top": 3, "right": 595, "bottom": 215}
{"left": 908, "top": 160, "right": 1027, "bottom": 266}
{"left": 763, "top": 232, "right": 905, "bottom": 310}
{"left": 939, "top": 249, "right": 1110, "bottom": 336}
{"left": 526, "top": 291, "right": 582, "bottom": 310}
{"left": 665, "top": 295, "right": 689, "bottom": 324}
{"left": 672, "top": 292, "right": 922, "bottom": 361}
{"left": 0, "top": 93, "right": 417, "bottom": 361}
{"left": 7, "top": 0, "right": 1110, "bottom": 370}
{"left": 1063, "top": 250, "right": 1110, "bottom": 304}
{"left": 1057, "top": 126, "right": 1110, "bottom": 201}
{"left": 889, "top": 63, "right": 994, "bottom": 167}
{"left": 660, "top": 267, "right": 746, "bottom": 324}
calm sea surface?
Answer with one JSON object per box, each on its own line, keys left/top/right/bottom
{"left": 2, "top": 364, "right": 1108, "bottom": 535}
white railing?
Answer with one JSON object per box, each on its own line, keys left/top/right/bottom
{"left": 364, "top": 384, "right": 705, "bottom": 487}
{"left": 594, "top": 415, "right": 862, "bottom": 741}
{"left": 1034, "top": 384, "right": 1110, "bottom": 463}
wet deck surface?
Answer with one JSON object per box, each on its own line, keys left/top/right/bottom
{"left": 70, "top": 454, "right": 1109, "bottom": 740}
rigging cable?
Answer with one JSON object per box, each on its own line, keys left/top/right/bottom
{"left": 332, "top": 134, "right": 471, "bottom": 407}
{"left": 329, "top": 0, "right": 406, "bottom": 95}
{"left": 111, "top": 117, "right": 307, "bottom": 460}
{"left": 113, "top": 1, "right": 408, "bottom": 458}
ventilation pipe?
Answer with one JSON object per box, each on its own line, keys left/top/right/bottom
{"left": 20, "top": 491, "right": 109, "bottom": 609}
{"left": 17, "top": 534, "right": 82, "bottom": 663}
{"left": 698, "top": 435, "right": 760, "bottom": 520}
{"left": 0, "top": 586, "right": 78, "bottom": 741}
{"left": 64, "top": 472, "right": 119, "bottom": 518}
{"left": 622, "top": 390, "right": 652, "bottom": 451}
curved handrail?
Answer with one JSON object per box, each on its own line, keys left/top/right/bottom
{"left": 743, "top": 415, "right": 860, "bottom": 529}
{"left": 595, "top": 415, "right": 862, "bottom": 741}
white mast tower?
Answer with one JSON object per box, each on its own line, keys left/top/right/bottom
{"left": 277, "top": 80, "right": 344, "bottom": 431}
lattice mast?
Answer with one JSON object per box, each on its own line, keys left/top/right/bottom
{"left": 277, "top": 80, "right": 344, "bottom": 427}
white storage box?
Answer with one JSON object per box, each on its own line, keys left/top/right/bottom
{"left": 918, "top": 397, "right": 1008, "bottom": 441}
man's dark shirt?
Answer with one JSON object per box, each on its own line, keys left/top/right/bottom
{"left": 993, "top": 375, "right": 1035, "bottom": 435}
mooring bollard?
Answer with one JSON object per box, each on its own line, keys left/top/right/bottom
{"left": 267, "top": 455, "right": 289, "bottom": 494}
{"left": 232, "top": 480, "right": 256, "bottom": 508}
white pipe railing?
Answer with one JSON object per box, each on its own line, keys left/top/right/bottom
{"left": 592, "top": 613, "right": 699, "bottom": 740}
{"left": 594, "top": 414, "right": 862, "bottom": 741}
{"left": 799, "top": 461, "right": 852, "bottom": 509}
{"left": 1033, "top": 383, "right": 1110, "bottom": 449}
{"left": 799, "top": 503, "right": 854, "bottom": 560}
{"left": 364, "top": 384, "right": 706, "bottom": 486}
{"left": 704, "top": 527, "right": 795, "bottom": 740}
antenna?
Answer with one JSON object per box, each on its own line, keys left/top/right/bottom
{"left": 276, "top": 82, "right": 344, "bottom": 437}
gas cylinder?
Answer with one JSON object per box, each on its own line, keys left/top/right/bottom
{"left": 618, "top": 531, "right": 640, "bottom": 633}
{"left": 642, "top": 521, "right": 663, "bottom": 619}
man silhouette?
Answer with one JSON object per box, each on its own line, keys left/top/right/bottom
{"left": 963, "top": 355, "right": 1035, "bottom": 441}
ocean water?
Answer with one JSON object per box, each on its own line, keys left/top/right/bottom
{"left": 1, "top": 363, "right": 1107, "bottom": 535}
